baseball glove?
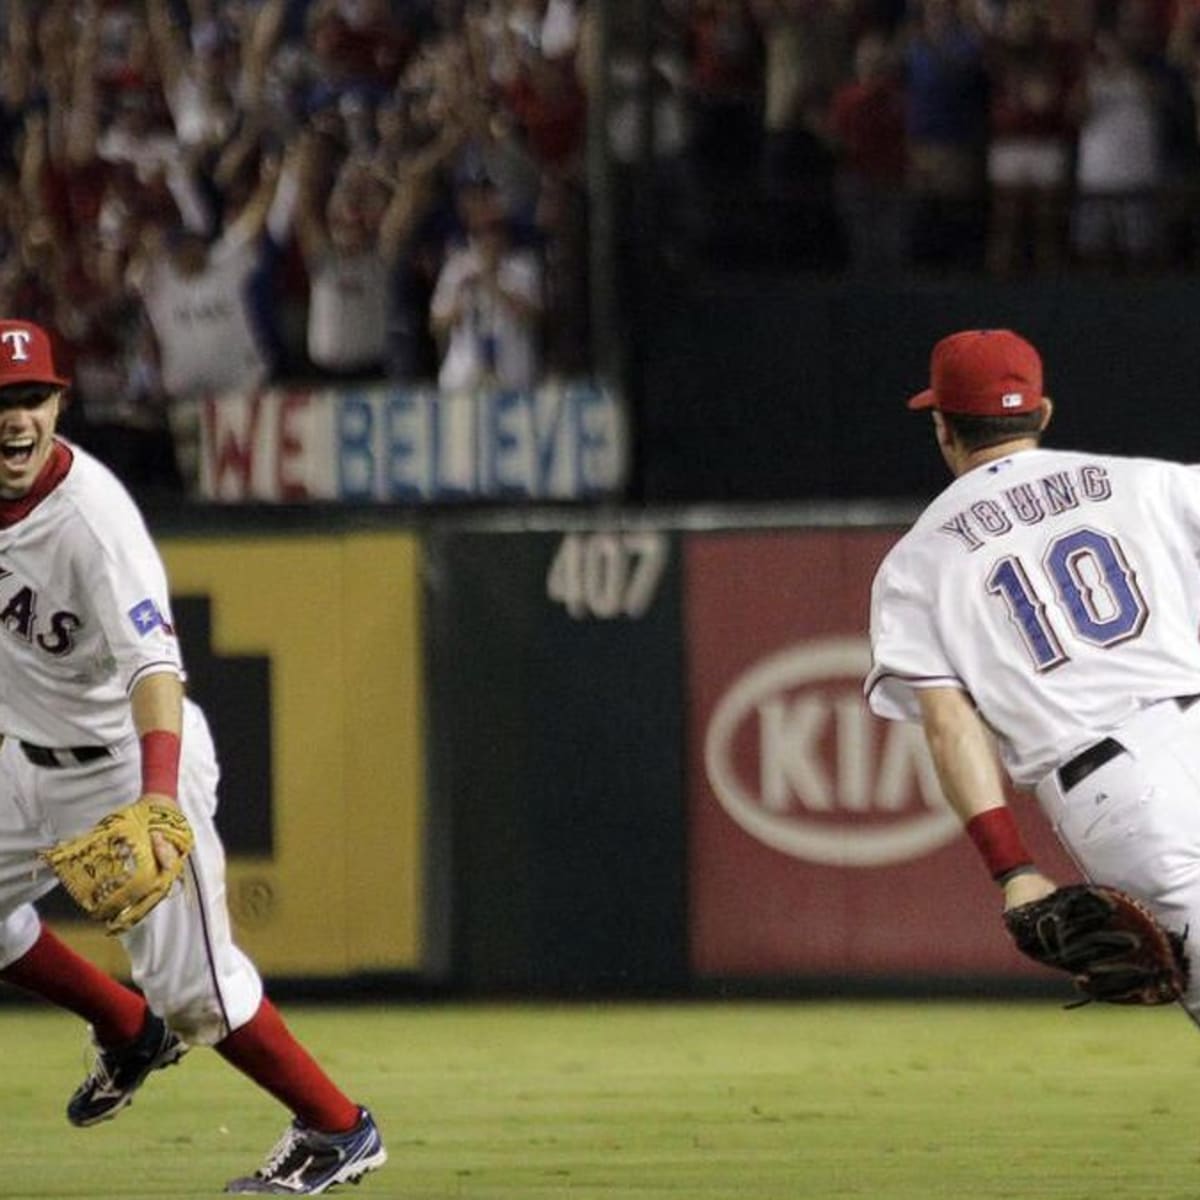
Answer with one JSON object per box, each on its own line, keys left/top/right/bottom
{"left": 1004, "top": 883, "right": 1189, "bottom": 1006}
{"left": 41, "top": 799, "right": 195, "bottom": 935}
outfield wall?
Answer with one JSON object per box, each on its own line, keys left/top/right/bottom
{"left": 54, "top": 532, "right": 428, "bottom": 981}
{"left": 429, "top": 514, "right": 1077, "bottom": 993}
{"left": 51, "top": 507, "right": 1075, "bottom": 993}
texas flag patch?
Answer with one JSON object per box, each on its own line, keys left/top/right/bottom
{"left": 128, "top": 598, "right": 174, "bottom": 637}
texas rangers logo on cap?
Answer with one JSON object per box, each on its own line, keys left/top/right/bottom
{"left": 0, "top": 319, "right": 70, "bottom": 389}
{"left": 1, "top": 329, "right": 33, "bottom": 362}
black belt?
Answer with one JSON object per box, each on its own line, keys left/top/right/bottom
{"left": 19, "top": 742, "right": 112, "bottom": 769}
{"left": 1058, "top": 693, "right": 1200, "bottom": 792}
{"left": 1058, "top": 737, "right": 1124, "bottom": 792}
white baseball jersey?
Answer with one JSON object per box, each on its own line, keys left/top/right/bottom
{"left": 0, "top": 440, "right": 184, "bottom": 747}
{"left": 866, "top": 447, "right": 1200, "bottom": 786}
{"left": 0, "top": 439, "right": 262, "bottom": 1044}
{"left": 306, "top": 248, "right": 389, "bottom": 373}
{"left": 134, "top": 226, "right": 271, "bottom": 400}
{"left": 430, "top": 243, "right": 542, "bottom": 393}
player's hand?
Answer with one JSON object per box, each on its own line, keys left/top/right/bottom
{"left": 143, "top": 794, "right": 184, "bottom": 871}
{"left": 1002, "top": 868, "right": 1057, "bottom": 911}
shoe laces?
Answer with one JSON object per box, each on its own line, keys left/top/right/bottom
{"left": 80, "top": 1029, "right": 116, "bottom": 1089}
{"left": 256, "top": 1124, "right": 308, "bottom": 1179}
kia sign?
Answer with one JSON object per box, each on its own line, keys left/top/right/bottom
{"left": 704, "top": 636, "right": 961, "bottom": 866}
{"left": 685, "top": 528, "right": 1077, "bottom": 978}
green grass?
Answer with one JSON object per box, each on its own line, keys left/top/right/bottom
{"left": 2, "top": 1000, "right": 1199, "bottom": 1198}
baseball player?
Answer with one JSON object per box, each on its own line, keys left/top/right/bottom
{"left": 866, "top": 328, "right": 1200, "bottom": 1018}
{"left": 0, "top": 319, "right": 386, "bottom": 1194}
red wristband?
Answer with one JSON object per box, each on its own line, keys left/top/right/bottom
{"left": 140, "top": 730, "right": 181, "bottom": 799}
{"left": 965, "top": 808, "right": 1033, "bottom": 882}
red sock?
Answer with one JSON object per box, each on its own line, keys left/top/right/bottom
{"left": 0, "top": 926, "right": 147, "bottom": 1047}
{"left": 217, "top": 999, "right": 359, "bottom": 1132}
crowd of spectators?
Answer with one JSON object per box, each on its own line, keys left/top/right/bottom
{"left": 647, "top": 0, "right": 1200, "bottom": 276}
{"left": 0, "top": 0, "right": 589, "bottom": 493}
{"left": 7, "top": 0, "right": 1200, "bottom": 495}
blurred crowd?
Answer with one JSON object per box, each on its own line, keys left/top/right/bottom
{"left": 636, "top": 0, "right": 1200, "bottom": 276}
{"left": 0, "top": 0, "right": 589, "bottom": 492}
{"left": 7, "top": 0, "right": 1200, "bottom": 495}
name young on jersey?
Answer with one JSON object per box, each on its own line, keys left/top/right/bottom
{"left": 939, "top": 464, "right": 1112, "bottom": 551}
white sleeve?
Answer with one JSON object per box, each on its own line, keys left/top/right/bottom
{"left": 865, "top": 556, "right": 962, "bottom": 721}
{"left": 267, "top": 158, "right": 301, "bottom": 244}
{"left": 1170, "top": 463, "right": 1200, "bottom": 552}
{"left": 501, "top": 253, "right": 541, "bottom": 308}
{"left": 75, "top": 490, "right": 184, "bottom": 692}
{"left": 430, "top": 253, "right": 468, "bottom": 322}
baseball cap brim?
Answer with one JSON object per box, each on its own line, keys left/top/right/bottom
{"left": 0, "top": 372, "right": 70, "bottom": 391}
{"left": 907, "top": 388, "right": 936, "bottom": 410}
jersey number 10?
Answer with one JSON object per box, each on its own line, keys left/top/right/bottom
{"left": 985, "top": 527, "right": 1148, "bottom": 670}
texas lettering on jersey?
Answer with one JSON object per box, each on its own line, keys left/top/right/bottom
{"left": 0, "top": 565, "right": 80, "bottom": 655}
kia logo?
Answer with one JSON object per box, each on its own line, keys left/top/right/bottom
{"left": 704, "top": 636, "right": 961, "bottom": 865}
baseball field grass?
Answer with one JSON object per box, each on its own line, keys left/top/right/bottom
{"left": 3, "top": 998, "right": 1200, "bottom": 1199}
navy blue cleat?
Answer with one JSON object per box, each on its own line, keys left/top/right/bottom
{"left": 68, "top": 1010, "right": 188, "bottom": 1127}
{"left": 225, "top": 1107, "right": 387, "bottom": 1194}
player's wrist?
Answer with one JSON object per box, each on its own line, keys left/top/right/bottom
{"left": 1001, "top": 867, "right": 1056, "bottom": 911}
{"left": 997, "top": 862, "right": 1042, "bottom": 883}
{"left": 966, "top": 807, "right": 1034, "bottom": 882}
{"left": 139, "top": 792, "right": 181, "bottom": 810}
{"left": 140, "top": 730, "right": 181, "bottom": 800}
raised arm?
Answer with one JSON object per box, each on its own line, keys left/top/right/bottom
{"left": 240, "top": 0, "right": 288, "bottom": 104}
{"left": 64, "top": 3, "right": 101, "bottom": 167}
{"left": 145, "top": 0, "right": 189, "bottom": 98}
{"left": 288, "top": 130, "right": 331, "bottom": 262}
{"left": 378, "top": 171, "right": 433, "bottom": 265}
{"left": 224, "top": 149, "right": 284, "bottom": 245}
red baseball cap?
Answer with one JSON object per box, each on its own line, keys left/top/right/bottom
{"left": 907, "top": 329, "right": 1043, "bottom": 415}
{"left": 0, "top": 319, "right": 70, "bottom": 390}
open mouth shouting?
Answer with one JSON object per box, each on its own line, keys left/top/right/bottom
{"left": 0, "top": 385, "right": 62, "bottom": 496}
{"left": 0, "top": 430, "right": 45, "bottom": 495}
{"left": 1, "top": 435, "right": 36, "bottom": 467}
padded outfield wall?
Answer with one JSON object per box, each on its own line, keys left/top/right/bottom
{"left": 52, "top": 507, "right": 1075, "bottom": 994}
{"left": 49, "top": 276, "right": 1200, "bottom": 988}
{"left": 424, "top": 512, "right": 1076, "bottom": 993}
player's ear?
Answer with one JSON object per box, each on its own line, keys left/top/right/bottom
{"left": 931, "top": 411, "right": 960, "bottom": 471}
{"left": 932, "top": 410, "right": 952, "bottom": 447}
{"left": 1038, "top": 397, "right": 1053, "bottom": 433}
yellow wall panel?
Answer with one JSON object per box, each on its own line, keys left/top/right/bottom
{"left": 340, "top": 534, "right": 425, "bottom": 968}
{"left": 58, "top": 533, "right": 425, "bottom": 979}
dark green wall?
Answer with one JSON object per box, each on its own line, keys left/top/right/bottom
{"left": 637, "top": 275, "right": 1200, "bottom": 501}
{"left": 424, "top": 528, "right": 688, "bottom": 993}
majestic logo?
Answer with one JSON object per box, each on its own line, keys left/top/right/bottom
{"left": 704, "top": 636, "right": 961, "bottom": 866}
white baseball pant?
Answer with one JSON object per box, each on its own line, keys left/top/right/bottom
{"left": 0, "top": 697, "right": 262, "bottom": 1044}
{"left": 1035, "top": 694, "right": 1200, "bottom": 1022}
